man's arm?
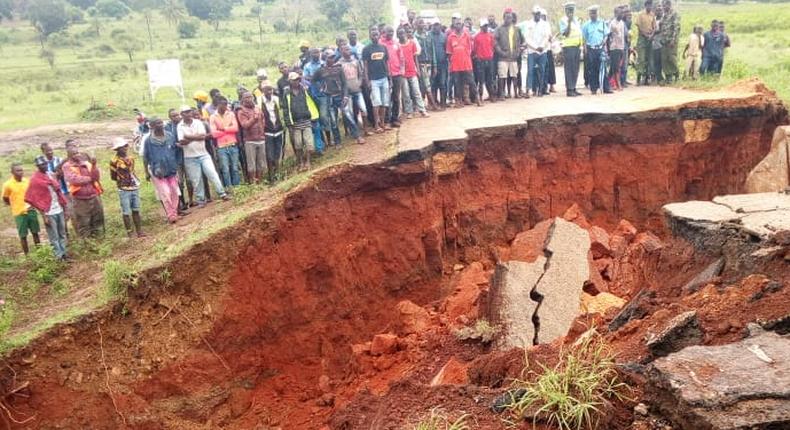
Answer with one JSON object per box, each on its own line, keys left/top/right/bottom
{"left": 225, "top": 114, "right": 239, "bottom": 134}
{"left": 62, "top": 161, "right": 93, "bottom": 185}
{"left": 237, "top": 109, "right": 257, "bottom": 129}
{"left": 2, "top": 184, "right": 10, "bottom": 205}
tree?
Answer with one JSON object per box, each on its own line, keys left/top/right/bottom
{"left": 177, "top": 17, "right": 197, "bottom": 37}
{"left": 88, "top": 14, "right": 103, "bottom": 36}
{"left": 129, "top": 0, "right": 161, "bottom": 49}
{"left": 346, "top": 0, "right": 383, "bottom": 28}
{"left": 280, "top": 0, "right": 309, "bottom": 34}
{"left": 39, "top": 47, "right": 55, "bottom": 68}
{"left": 250, "top": 4, "right": 263, "bottom": 44}
{"left": 0, "top": 0, "right": 13, "bottom": 21}
{"left": 112, "top": 31, "right": 139, "bottom": 62}
{"left": 66, "top": 0, "right": 96, "bottom": 9}
{"left": 317, "top": 0, "right": 348, "bottom": 26}
{"left": 26, "top": 0, "right": 70, "bottom": 45}
{"left": 161, "top": 0, "right": 185, "bottom": 25}
{"left": 184, "top": 0, "right": 231, "bottom": 30}
{"left": 95, "top": 0, "right": 130, "bottom": 18}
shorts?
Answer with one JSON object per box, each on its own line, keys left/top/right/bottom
{"left": 15, "top": 209, "right": 40, "bottom": 238}
{"left": 369, "top": 78, "right": 390, "bottom": 107}
{"left": 498, "top": 61, "right": 518, "bottom": 78}
{"left": 118, "top": 188, "right": 141, "bottom": 215}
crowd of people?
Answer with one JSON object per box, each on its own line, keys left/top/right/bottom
{"left": 3, "top": 1, "right": 733, "bottom": 260}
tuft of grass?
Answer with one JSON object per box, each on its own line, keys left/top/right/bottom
{"left": 454, "top": 319, "right": 499, "bottom": 344}
{"left": 98, "top": 260, "right": 136, "bottom": 303}
{"left": 412, "top": 408, "right": 471, "bottom": 430}
{"left": 0, "top": 300, "right": 15, "bottom": 339}
{"left": 502, "top": 330, "right": 630, "bottom": 430}
{"left": 28, "top": 246, "right": 63, "bottom": 285}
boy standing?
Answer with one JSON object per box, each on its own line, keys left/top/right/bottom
{"left": 3, "top": 163, "right": 41, "bottom": 254}
{"left": 109, "top": 137, "right": 145, "bottom": 237}
{"left": 683, "top": 25, "right": 704, "bottom": 80}
{"left": 25, "top": 156, "right": 68, "bottom": 259}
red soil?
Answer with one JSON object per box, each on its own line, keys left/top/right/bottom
{"left": 0, "top": 93, "right": 787, "bottom": 430}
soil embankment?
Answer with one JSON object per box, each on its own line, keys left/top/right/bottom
{"left": 0, "top": 88, "right": 787, "bottom": 429}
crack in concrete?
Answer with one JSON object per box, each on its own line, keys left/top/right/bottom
{"left": 527, "top": 221, "right": 558, "bottom": 346}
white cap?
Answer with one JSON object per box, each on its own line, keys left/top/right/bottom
{"left": 533, "top": 5, "right": 541, "bottom": 13}
{"left": 451, "top": 12, "right": 462, "bottom": 19}
{"left": 179, "top": 104, "right": 193, "bottom": 112}
{"left": 256, "top": 68, "right": 268, "bottom": 78}
{"left": 588, "top": 4, "right": 600, "bottom": 11}
{"left": 563, "top": 1, "right": 576, "bottom": 8}
{"left": 480, "top": 18, "right": 488, "bottom": 27}
{"left": 111, "top": 137, "right": 128, "bottom": 150}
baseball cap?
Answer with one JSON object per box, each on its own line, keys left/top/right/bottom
{"left": 111, "top": 137, "right": 128, "bottom": 150}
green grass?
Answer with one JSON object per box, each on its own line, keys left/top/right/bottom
{"left": 501, "top": 330, "right": 630, "bottom": 430}
{"left": 411, "top": 408, "right": 471, "bottom": 430}
{"left": 98, "top": 260, "right": 136, "bottom": 303}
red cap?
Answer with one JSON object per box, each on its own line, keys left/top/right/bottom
{"left": 504, "top": 7, "right": 514, "bottom": 13}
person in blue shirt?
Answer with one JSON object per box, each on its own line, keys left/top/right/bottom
{"left": 301, "top": 48, "right": 327, "bottom": 154}
{"left": 582, "top": 5, "right": 613, "bottom": 94}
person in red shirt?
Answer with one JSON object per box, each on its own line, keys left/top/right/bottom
{"left": 446, "top": 18, "right": 481, "bottom": 107}
{"left": 399, "top": 27, "right": 429, "bottom": 118}
{"left": 473, "top": 20, "right": 497, "bottom": 102}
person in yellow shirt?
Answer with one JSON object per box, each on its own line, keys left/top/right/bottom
{"left": 2, "top": 163, "right": 41, "bottom": 254}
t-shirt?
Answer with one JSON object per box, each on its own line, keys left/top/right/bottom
{"left": 46, "top": 184, "right": 63, "bottom": 216}
{"left": 473, "top": 31, "right": 495, "bottom": 60}
{"left": 177, "top": 120, "right": 210, "bottom": 158}
{"left": 316, "top": 63, "right": 346, "bottom": 96}
{"left": 687, "top": 33, "right": 703, "bottom": 56}
{"left": 2, "top": 177, "right": 30, "bottom": 216}
{"left": 446, "top": 30, "right": 473, "bottom": 72}
{"left": 109, "top": 155, "right": 140, "bottom": 191}
{"left": 609, "top": 19, "right": 625, "bottom": 50}
{"left": 401, "top": 39, "right": 419, "bottom": 78}
{"left": 380, "top": 37, "right": 403, "bottom": 76}
{"left": 339, "top": 57, "right": 364, "bottom": 93}
{"left": 362, "top": 43, "right": 389, "bottom": 81}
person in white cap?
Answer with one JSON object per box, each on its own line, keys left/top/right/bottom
{"left": 252, "top": 68, "right": 269, "bottom": 102}
{"left": 518, "top": 5, "right": 551, "bottom": 97}
{"left": 559, "top": 1, "right": 583, "bottom": 96}
{"left": 109, "top": 136, "right": 144, "bottom": 237}
{"left": 582, "top": 4, "right": 612, "bottom": 94}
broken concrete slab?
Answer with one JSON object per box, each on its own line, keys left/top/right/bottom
{"left": 647, "top": 329, "right": 790, "bottom": 430}
{"left": 534, "top": 218, "right": 591, "bottom": 344}
{"left": 646, "top": 311, "right": 703, "bottom": 357}
{"left": 713, "top": 192, "right": 790, "bottom": 214}
{"left": 609, "top": 289, "right": 656, "bottom": 332}
{"left": 488, "top": 259, "right": 545, "bottom": 349}
{"left": 682, "top": 258, "right": 725, "bottom": 293}
{"left": 745, "top": 126, "right": 790, "bottom": 193}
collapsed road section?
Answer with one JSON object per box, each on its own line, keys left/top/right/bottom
{"left": 0, "top": 85, "right": 787, "bottom": 429}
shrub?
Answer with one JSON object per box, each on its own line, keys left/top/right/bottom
{"left": 28, "top": 246, "right": 63, "bottom": 285}
{"left": 502, "top": 330, "right": 631, "bottom": 430}
{"left": 177, "top": 18, "right": 198, "bottom": 38}
{"left": 95, "top": 43, "right": 115, "bottom": 56}
{"left": 412, "top": 408, "right": 470, "bottom": 430}
{"left": 454, "top": 319, "right": 499, "bottom": 344}
{"left": 272, "top": 18, "right": 288, "bottom": 32}
{"left": 99, "top": 260, "right": 135, "bottom": 302}
{"left": 79, "top": 99, "right": 125, "bottom": 120}
{"left": 95, "top": 0, "right": 130, "bottom": 18}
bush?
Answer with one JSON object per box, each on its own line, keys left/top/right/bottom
{"left": 502, "top": 330, "right": 630, "bottom": 429}
{"left": 28, "top": 246, "right": 62, "bottom": 285}
{"left": 272, "top": 18, "right": 288, "bottom": 32}
{"left": 95, "top": 0, "right": 130, "bottom": 18}
{"left": 95, "top": 43, "right": 115, "bottom": 56}
{"left": 99, "top": 260, "right": 135, "bottom": 302}
{"left": 66, "top": 4, "right": 85, "bottom": 22}
{"left": 79, "top": 100, "right": 125, "bottom": 120}
{"left": 177, "top": 19, "right": 199, "bottom": 38}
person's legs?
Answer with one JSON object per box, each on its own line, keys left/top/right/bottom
{"left": 586, "top": 48, "right": 599, "bottom": 93}
{"left": 483, "top": 60, "right": 496, "bottom": 100}
{"left": 265, "top": 134, "right": 283, "bottom": 181}
{"left": 228, "top": 145, "right": 241, "bottom": 186}
{"left": 563, "top": 47, "right": 576, "bottom": 94}
{"left": 217, "top": 146, "right": 231, "bottom": 186}
{"left": 128, "top": 189, "right": 143, "bottom": 236}
{"left": 407, "top": 76, "right": 427, "bottom": 114}
{"left": 311, "top": 121, "right": 324, "bottom": 154}
{"left": 401, "top": 77, "right": 413, "bottom": 115}
{"left": 390, "top": 76, "right": 402, "bottom": 124}
{"left": 89, "top": 196, "right": 104, "bottom": 238}
{"left": 328, "top": 95, "right": 343, "bottom": 144}
{"left": 244, "top": 141, "right": 258, "bottom": 182}
{"left": 536, "top": 52, "right": 548, "bottom": 94}
{"left": 254, "top": 142, "right": 266, "bottom": 181}
{"left": 301, "top": 127, "right": 313, "bottom": 169}
{"left": 185, "top": 157, "right": 206, "bottom": 204}
{"left": 352, "top": 92, "right": 369, "bottom": 133}
{"left": 713, "top": 56, "right": 723, "bottom": 74}
{"left": 199, "top": 154, "right": 227, "bottom": 198}
{"left": 451, "top": 72, "right": 463, "bottom": 106}
{"left": 152, "top": 176, "right": 176, "bottom": 222}
{"left": 118, "top": 189, "right": 134, "bottom": 236}
{"left": 50, "top": 212, "right": 67, "bottom": 259}
{"left": 609, "top": 49, "right": 623, "bottom": 89}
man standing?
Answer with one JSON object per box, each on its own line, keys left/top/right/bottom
{"left": 177, "top": 106, "right": 228, "bottom": 207}
{"left": 414, "top": 19, "right": 438, "bottom": 111}
{"left": 620, "top": 5, "right": 633, "bottom": 87}
{"left": 26, "top": 156, "right": 68, "bottom": 260}
{"left": 260, "top": 82, "right": 285, "bottom": 182}
{"left": 62, "top": 140, "right": 104, "bottom": 238}
{"left": 109, "top": 137, "right": 145, "bottom": 237}
{"left": 347, "top": 29, "right": 364, "bottom": 59}
{"left": 473, "top": 20, "right": 496, "bottom": 102}
{"left": 40, "top": 142, "right": 73, "bottom": 234}
{"left": 399, "top": 27, "right": 429, "bottom": 118}
{"left": 362, "top": 27, "right": 391, "bottom": 133}
{"left": 494, "top": 10, "right": 523, "bottom": 99}
{"left": 381, "top": 26, "right": 404, "bottom": 127}
{"left": 143, "top": 118, "right": 180, "bottom": 224}
{"left": 282, "top": 72, "right": 319, "bottom": 171}
{"left": 237, "top": 91, "right": 266, "bottom": 183}
{"left": 446, "top": 17, "right": 479, "bottom": 107}
{"left": 700, "top": 20, "right": 724, "bottom": 75}
{"left": 635, "top": 0, "right": 656, "bottom": 85}
{"left": 210, "top": 97, "right": 241, "bottom": 187}
{"left": 3, "top": 163, "right": 41, "bottom": 254}
{"left": 559, "top": 2, "right": 583, "bottom": 96}
{"left": 428, "top": 22, "right": 449, "bottom": 108}
{"left": 252, "top": 68, "right": 269, "bottom": 102}
{"left": 316, "top": 51, "right": 365, "bottom": 145}
{"left": 276, "top": 61, "right": 290, "bottom": 97}
{"left": 303, "top": 47, "right": 327, "bottom": 154}
{"left": 339, "top": 45, "right": 369, "bottom": 135}
{"left": 608, "top": 6, "right": 626, "bottom": 91}
{"left": 582, "top": 5, "right": 612, "bottom": 94}
{"left": 682, "top": 25, "right": 704, "bottom": 80}
{"left": 520, "top": 5, "right": 551, "bottom": 98}
{"left": 165, "top": 108, "right": 190, "bottom": 212}
{"left": 659, "top": 0, "right": 680, "bottom": 83}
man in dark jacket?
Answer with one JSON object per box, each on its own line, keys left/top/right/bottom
{"left": 281, "top": 72, "right": 319, "bottom": 171}
{"left": 494, "top": 10, "right": 524, "bottom": 99}
{"left": 144, "top": 117, "right": 181, "bottom": 223}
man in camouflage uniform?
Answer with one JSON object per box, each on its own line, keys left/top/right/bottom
{"left": 635, "top": 0, "right": 656, "bottom": 85}
{"left": 659, "top": 0, "right": 681, "bottom": 82}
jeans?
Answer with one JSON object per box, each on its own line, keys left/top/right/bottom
{"left": 525, "top": 52, "right": 548, "bottom": 94}
{"left": 311, "top": 121, "right": 325, "bottom": 153}
{"left": 700, "top": 55, "right": 722, "bottom": 75}
{"left": 474, "top": 59, "right": 495, "bottom": 99}
{"left": 389, "top": 75, "right": 403, "bottom": 123}
{"left": 584, "top": 47, "right": 611, "bottom": 93}
{"left": 118, "top": 188, "right": 140, "bottom": 215}
{"left": 325, "top": 95, "right": 343, "bottom": 145}
{"left": 430, "top": 63, "right": 448, "bottom": 105}
{"left": 217, "top": 145, "right": 241, "bottom": 187}
{"left": 451, "top": 70, "right": 477, "bottom": 104}
{"left": 331, "top": 94, "right": 359, "bottom": 139}
{"left": 45, "top": 211, "right": 67, "bottom": 259}
{"left": 185, "top": 154, "right": 225, "bottom": 204}
{"left": 403, "top": 76, "right": 426, "bottom": 114}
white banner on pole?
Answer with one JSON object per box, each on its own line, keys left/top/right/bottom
{"left": 146, "top": 59, "right": 185, "bottom": 101}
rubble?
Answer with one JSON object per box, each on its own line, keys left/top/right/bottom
{"left": 646, "top": 311, "right": 703, "bottom": 357}
{"left": 646, "top": 328, "right": 790, "bottom": 430}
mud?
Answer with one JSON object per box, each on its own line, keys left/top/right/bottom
{"left": 0, "top": 91, "right": 787, "bottom": 429}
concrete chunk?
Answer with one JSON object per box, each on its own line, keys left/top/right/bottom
{"left": 646, "top": 311, "right": 703, "bottom": 357}
{"left": 647, "top": 330, "right": 790, "bottom": 430}
{"left": 488, "top": 259, "right": 545, "bottom": 349}
{"left": 534, "top": 218, "right": 591, "bottom": 344}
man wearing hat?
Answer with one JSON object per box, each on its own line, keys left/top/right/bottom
{"left": 520, "top": 5, "right": 551, "bottom": 97}
{"left": 582, "top": 5, "right": 612, "bottom": 94}
{"left": 62, "top": 140, "right": 104, "bottom": 238}
{"left": 252, "top": 68, "right": 269, "bottom": 103}
{"left": 177, "top": 106, "right": 229, "bottom": 208}
{"left": 25, "top": 156, "right": 68, "bottom": 259}
{"left": 281, "top": 72, "right": 319, "bottom": 171}
{"left": 298, "top": 40, "right": 311, "bottom": 69}
{"left": 559, "top": 1, "right": 583, "bottom": 96}
{"left": 109, "top": 136, "right": 145, "bottom": 237}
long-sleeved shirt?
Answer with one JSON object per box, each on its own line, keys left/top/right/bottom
{"left": 636, "top": 11, "right": 656, "bottom": 38}
{"left": 582, "top": 19, "right": 609, "bottom": 48}
{"left": 62, "top": 157, "right": 102, "bottom": 200}
{"left": 446, "top": 30, "right": 473, "bottom": 72}
{"left": 494, "top": 24, "right": 524, "bottom": 61}
{"left": 209, "top": 110, "right": 239, "bottom": 148}
{"left": 659, "top": 9, "right": 681, "bottom": 46}
{"left": 427, "top": 31, "right": 448, "bottom": 66}
{"left": 559, "top": 16, "right": 583, "bottom": 47}
{"left": 143, "top": 131, "right": 179, "bottom": 179}
{"left": 315, "top": 63, "right": 348, "bottom": 97}
{"left": 519, "top": 19, "right": 551, "bottom": 54}
{"left": 415, "top": 31, "right": 432, "bottom": 64}
{"left": 237, "top": 105, "right": 265, "bottom": 141}
{"left": 381, "top": 37, "right": 404, "bottom": 76}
